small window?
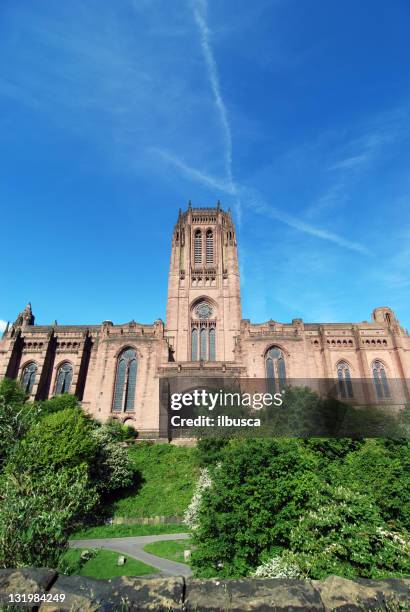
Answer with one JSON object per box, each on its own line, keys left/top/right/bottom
{"left": 55, "top": 362, "right": 73, "bottom": 395}
{"left": 337, "top": 362, "right": 353, "bottom": 398}
{"left": 21, "top": 362, "right": 37, "bottom": 395}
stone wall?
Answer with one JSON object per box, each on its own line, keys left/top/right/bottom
{"left": 0, "top": 568, "right": 409, "bottom": 610}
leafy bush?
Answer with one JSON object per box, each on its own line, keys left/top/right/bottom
{"left": 100, "top": 418, "right": 137, "bottom": 442}
{"left": 195, "top": 438, "right": 229, "bottom": 466}
{"left": 251, "top": 554, "right": 301, "bottom": 579}
{"left": 190, "top": 439, "right": 321, "bottom": 578}
{"left": 288, "top": 485, "right": 409, "bottom": 579}
{"left": 0, "top": 466, "right": 98, "bottom": 568}
{"left": 0, "top": 379, "right": 39, "bottom": 467}
{"left": 91, "top": 425, "right": 135, "bottom": 493}
{"left": 33, "top": 393, "right": 81, "bottom": 417}
{"left": 190, "top": 438, "right": 410, "bottom": 580}
{"left": 9, "top": 407, "right": 98, "bottom": 475}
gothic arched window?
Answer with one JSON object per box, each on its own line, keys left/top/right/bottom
{"left": 265, "top": 347, "right": 286, "bottom": 391}
{"left": 113, "top": 348, "right": 138, "bottom": 412}
{"left": 191, "top": 301, "right": 216, "bottom": 361}
{"left": 55, "top": 362, "right": 73, "bottom": 395}
{"left": 21, "top": 362, "right": 37, "bottom": 395}
{"left": 194, "top": 229, "right": 202, "bottom": 264}
{"left": 206, "top": 229, "right": 214, "bottom": 264}
{"left": 337, "top": 361, "right": 353, "bottom": 398}
{"left": 372, "top": 360, "right": 390, "bottom": 399}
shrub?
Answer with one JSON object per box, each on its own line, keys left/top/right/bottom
{"left": 100, "top": 418, "right": 137, "bottom": 442}
{"left": 190, "top": 439, "right": 321, "bottom": 578}
{"left": 184, "top": 467, "right": 212, "bottom": 529}
{"left": 288, "top": 485, "right": 409, "bottom": 579}
{"left": 189, "top": 438, "right": 410, "bottom": 580}
{"left": 0, "top": 379, "right": 39, "bottom": 467}
{"left": 251, "top": 554, "right": 302, "bottom": 579}
{"left": 33, "top": 393, "right": 81, "bottom": 418}
{"left": 0, "top": 466, "right": 98, "bottom": 568}
{"left": 195, "top": 438, "right": 229, "bottom": 467}
{"left": 91, "top": 426, "right": 135, "bottom": 493}
{"left": 9, "top": 408, "right": 98, "bottom": 475}
{"left": 325, "top": 439, "right": 410, "bottom": 530}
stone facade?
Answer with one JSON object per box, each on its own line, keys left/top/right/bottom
{"left": 1, "top": 203, "right": 409, "bottom": 435}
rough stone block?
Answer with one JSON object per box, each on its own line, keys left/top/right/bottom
{"left": 313, "top": 575, "right": 410, "bottom": 611}
{"left": 184, "top": 578, "right": 324, "bottom": 611}
{"left": 0, "top": 567, "right": 57, "bottom": 610}
{"left": 39, "top": 574, "right": 184, "bottom": 611}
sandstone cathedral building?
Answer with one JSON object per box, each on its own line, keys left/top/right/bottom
{"left": 1, "top": 203, "right": 409, "bottom": 436}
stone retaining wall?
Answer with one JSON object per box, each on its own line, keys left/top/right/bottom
{"left": 0, "top": 568, "right": 409, "bottom": 610}
{"left": 112, "top": 515, "right": 183, "bottom": 525}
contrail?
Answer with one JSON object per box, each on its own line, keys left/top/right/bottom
{"left": 191, "top": 0, "right": 242, "bottom": 224}
{"left": 154, "top": 149, "right": 371, "bottom": 255}
{"left": 152, "top": 147, "right": 230, "bottom": 193}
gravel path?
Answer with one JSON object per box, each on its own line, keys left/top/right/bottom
{"left": 69, "top": 532, "right": 192, "bottom": 577}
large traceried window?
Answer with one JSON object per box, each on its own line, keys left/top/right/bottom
{"left": 206, "top": 229, "right": 214, "bottom": 263}
{"left": 265, "top": 347, "right": 286, "bottom": 391}
{"left": 194, "top": 229, "right": 202, "bottom": 264}
{"left": 191, "top": 301, "right": 216, "bottom": 361}
{"left": 337, "top": 361, "right": 353, "bottom": 398}
{"left": 55, "top": 362, "right": 73, "bottom": 395}
{"left": 21, "top": 362, "right": 37, "bottom": 395}
{"left": 372, "top": 360, "right": 390, "bottom": 399}
{"left": 113, "top": 348, "right": 138, "bottom": 412}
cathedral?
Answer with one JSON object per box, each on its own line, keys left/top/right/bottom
{"left": 1, "top": 203, "right": 409, "bottom": 437}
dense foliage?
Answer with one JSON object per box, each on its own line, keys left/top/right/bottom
{"left": 191, "top": 435, "right": 410, "bottom": 579}
{"left": 0, "top": 380, "right": 136, "bottom": 568}
{"left": 0, "top": 466, "right": 98, "bottom": 568}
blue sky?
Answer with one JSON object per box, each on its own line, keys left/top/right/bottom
{"left": 1, "top": 0, "right": 409, "bottom": 331}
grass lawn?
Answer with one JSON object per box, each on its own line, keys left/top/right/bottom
{"left": 70, "top": 522, "right": 186, "bottom": 540}
{"left": 143, "top": 539, "right": 191, "bottom": 565}
{"left": 109, "top": 442, "right": 198, "bottom": 519}
{"left": 60, "top": 548, "right": 158, "bottom": 579}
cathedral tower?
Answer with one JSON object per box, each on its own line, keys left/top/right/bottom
{"left": 166, "top": 203, "right": 242, "bottom": 363}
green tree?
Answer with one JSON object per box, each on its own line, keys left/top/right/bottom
{"left": 0, "top": 379, "right": 39, "bottom": 468}
{"left": 191, "top": 439, "right": 321, "bottom": 577}
{"left": 288, "top": 485, "right": 409, "bottom": 579}
{"left": 9, "top": 407, "right": 98, "bottom": 475}
{"left": 0, "top": 466, "right": 98, "bottom": 568}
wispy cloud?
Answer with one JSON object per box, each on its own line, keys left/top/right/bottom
{"left": 191, "top": 0, "right": 241, "bottom": 224}
{"left": 0, "top": 320, "right": 7, "bottom": 333}
{"left": 327, "top": 153, "right": 370, "bottom": 171}
{"left": 305, "top": 104, "right": 410, "bottom": 219}
{"left": 154, "top": 148, "right": 370, "bottom": 254}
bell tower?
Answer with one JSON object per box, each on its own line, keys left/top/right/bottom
{"left": 166, "top": 202, "right": 242, "bottom": 363}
